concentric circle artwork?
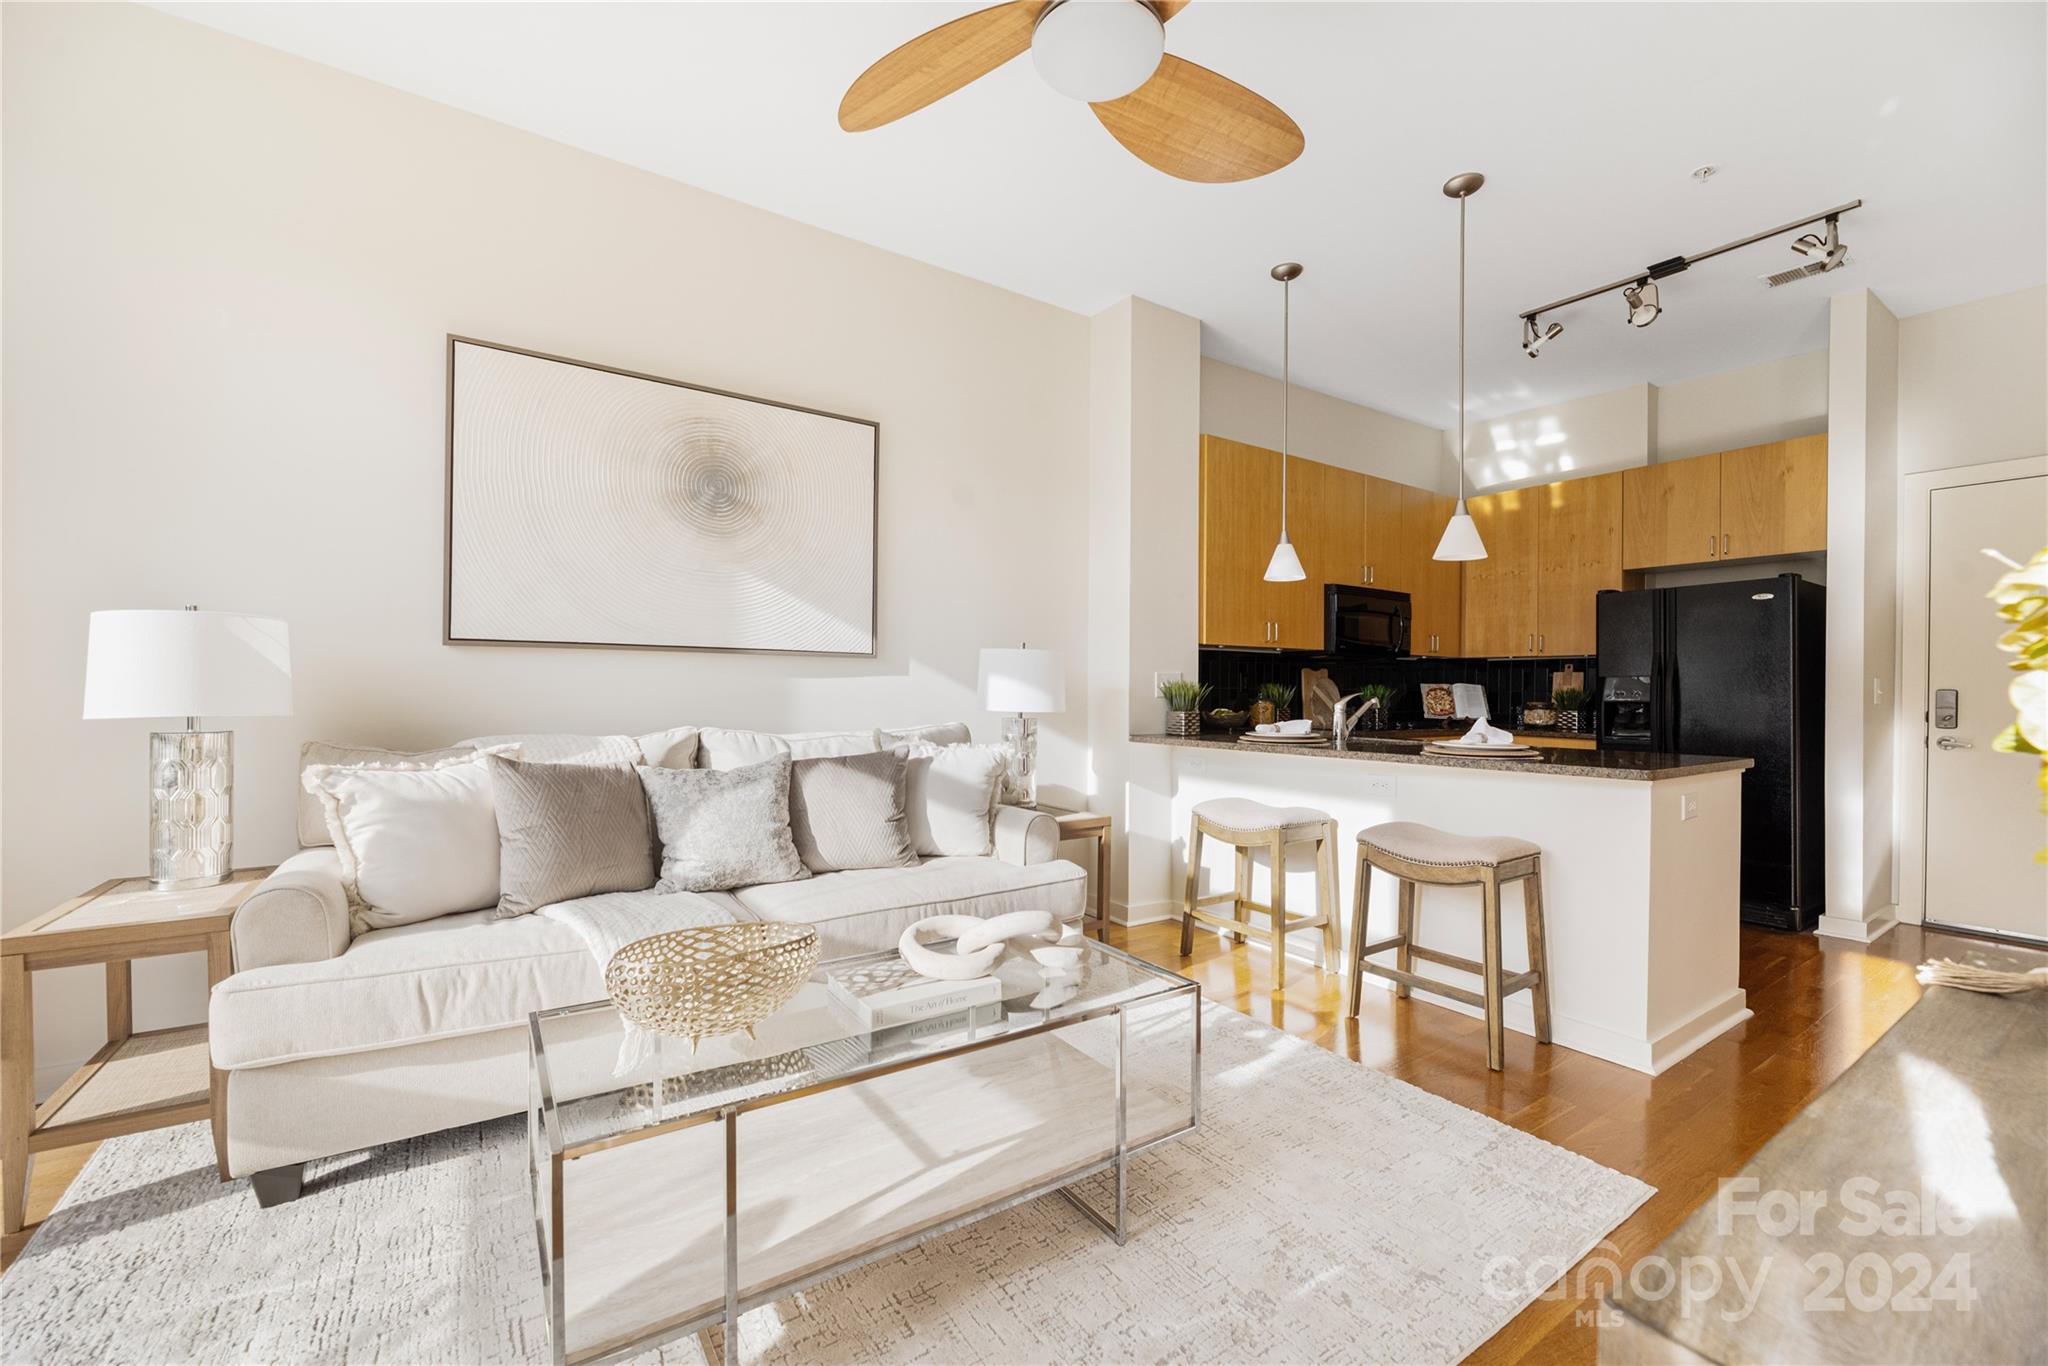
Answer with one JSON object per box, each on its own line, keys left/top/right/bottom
{"left": 446, "top": 339, "right": 877, "bottom": 654}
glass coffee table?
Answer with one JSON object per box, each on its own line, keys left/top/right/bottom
{"left": 527, "top": 936, "right": 1200, "bottom": 1366}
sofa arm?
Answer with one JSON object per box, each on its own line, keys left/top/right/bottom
{"left": 992, "top": 805, "right": 1061, "bottom": 866}
{"left": 232, "top": 849, "right": 351, "bottom": 971}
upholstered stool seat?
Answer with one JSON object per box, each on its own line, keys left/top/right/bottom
{"left": 1180, "top": 799, "right": 1340, "bottom": 992}
{"left": 1356, "top": 821, "right": 1540, "bottom": 869}
{"left": 1345, "top": 820, "right": 1553, "bottom": 1073}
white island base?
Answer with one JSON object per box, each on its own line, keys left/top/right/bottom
{"left": 1132, "top": 738, "right": 1754, "bottom": 1075}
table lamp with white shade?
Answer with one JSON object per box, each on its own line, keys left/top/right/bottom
{"left": 977, "top": 645, "right": 1064, "bottom": 807}
{"left": 83, "top": 607, "right": 292, "bottom": 890}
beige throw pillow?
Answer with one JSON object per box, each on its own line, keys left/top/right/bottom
{"left": 899, "top": 741, "right": 1008, "bottom": 858}
{"left": 301, "top": 746, "right": 516, "bottom": 934}
{"left": 486, "top": 755, "right": 656, "bottom": 918}
{"left": 788, "top": 749, "right": 918, "bottom": 874}
{"left": 296, "top": 741, "right": 474, "bottom": 847}
{"left": 638, "top": 756, "right": 810, "bottom": 892}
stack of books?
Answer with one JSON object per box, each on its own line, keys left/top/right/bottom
{"left": 826, "top": 957, "right": 1005, "bottom": 1029}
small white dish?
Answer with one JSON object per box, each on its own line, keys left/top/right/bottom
{"left": 1032, "top": 945, "right": 1084, "bottom": 971}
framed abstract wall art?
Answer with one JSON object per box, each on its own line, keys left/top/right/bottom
{"left": 445, "top": 336, "right": 878, "bottom": 655}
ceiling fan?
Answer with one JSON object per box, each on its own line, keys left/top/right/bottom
{"left": 837, "top": 0, "right": 1304, "bottom": 184}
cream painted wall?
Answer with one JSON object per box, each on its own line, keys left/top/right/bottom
{"left": 2, "top": 4, "right": 1093, "bottom": 1081}
{"left": 1653, "top": 351, "right": 1829, "bottom": 461}
{"left": 1899, "top": 286, "right": 2048, "bottom": 474}
{"left": 1198, "top": 357, "right": 1450, "bottom": 492}
{"left": 1457, "top": 384, "right": 1651, "bottom": 492}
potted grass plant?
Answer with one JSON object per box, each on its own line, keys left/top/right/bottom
{"left": 1159, "top": 679, "right": 1210, "bottom": 738}
{"left": 1251, "top": 682, "right": 1297, "bottom": 727}
{"left": 1552, "top": 685, "right": 1588, "bottom": 734}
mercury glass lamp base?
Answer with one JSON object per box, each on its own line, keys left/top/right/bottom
{"left": 1002, "top": 715, "right": 1040, "bottom": 808}
{"left": 150, "top": 729, "right": 234, "bottom": 890}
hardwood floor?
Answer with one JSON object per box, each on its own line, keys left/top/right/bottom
{"left": 3, "top": 919, "right": 2037, "bottom": 1366}
{"left": 1113, "top": 916, "right": 2043, "bottom": 1363}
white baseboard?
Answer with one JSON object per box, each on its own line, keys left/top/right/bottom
{"left": 1815, "top": 907, "right": 1899, "bottom": 943}
{"left": 1114, "top": 899, "right": 1181, "bottom": 927}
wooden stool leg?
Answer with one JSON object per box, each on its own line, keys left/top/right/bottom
{"left": 1232, "top": 844, "right": 1253, "bottom": 944}
{"left": 1317, "top": 826, "right": 1341, "bottom": 969}
{"left": 1522, "top": 866, "right": 1553, "bottom": 1045}
{"left": 1179, "top": 818, "right": 1203, "bottom": 957}
{"left": 1345, "top": 846, "right": 1371, "bottom": 1019}
{"left": 1480, "top": 871, "right": 1506, "bottom": 1072}
{"left": 1394, "top": 879, "right": 1416, "bottom": 1000}
{"left": 1268, "top": 831, "right": 1288, "bottom": 992}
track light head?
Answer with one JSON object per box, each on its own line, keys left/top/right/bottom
{"left": 1522, "top": 317, "right": 1564, "bottom": 357}
{"left": 1623, "top": 280, "right": 1662, "bottom": 328}
{"left": 1790, "top": 216, "right": 1847, "bottom": 270}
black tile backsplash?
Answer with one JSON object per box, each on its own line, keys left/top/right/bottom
{"left": 1199, "top": 648, "right": 1597, "bottom": 728}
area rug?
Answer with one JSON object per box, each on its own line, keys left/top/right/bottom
{"left": 1, "top": 1005, "right": 1649, "bottom": 1365}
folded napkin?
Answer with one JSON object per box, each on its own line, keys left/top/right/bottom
{"left": 1459, "top": 718, "right": 1519, "bottom": 746}
{"left": 1254, "top": 719, "right": 1314, "bottom": 736}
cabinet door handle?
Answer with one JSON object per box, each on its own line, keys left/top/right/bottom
{"left": 1708, "top": 535, "right": 1717, "bottom": 559}
{"left": 1528, "top": 633, "right": 1535, "bottom": 652}
{"left": 1538, "top": 634, "right": 1545, "bottom": 652}
{"left": 1723, "top": 533, "right": 1731, "bottom": 556}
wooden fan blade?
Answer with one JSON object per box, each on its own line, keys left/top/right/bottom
{"left": 839, "top": 2, "right": 1047, "bottom": 132}
{"left": 1090, "top": 54, "right": 1303, "bottom": 183}
{"left": 1156, "top": 0, "right": 1194, "bottom": 17}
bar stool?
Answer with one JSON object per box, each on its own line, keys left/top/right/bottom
{"left": 1179, "top": 798, "right": 1340, "bottom": 991}
{"left": 1344, "top": 821, "right": 1553, "bottom": 1072}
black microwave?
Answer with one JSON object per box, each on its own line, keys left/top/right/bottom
{"left": 1325, "top": 584, "right": 1411, "bottom": 657}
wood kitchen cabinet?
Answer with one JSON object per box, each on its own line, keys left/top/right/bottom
{"left": 1622, "top": 434, "right": 1827, "bottom": 569}
{"left": 1402, "top": 488, "right": 1464, "bottom": 656}
{"left": 1359, "top": 475, "right": 1408, "bottom": 589}
{"left": 1198, "top": 435, "right": 1353, "bottom": 650}
{"left": 1199, "top": 436, "right": 1283, "bottom": 648}
{"left": 1461, "top": 476, "right": 1621, "bottom": 656}
{"left": 1460, "top": 488, "right": 1539, "bottom": 656}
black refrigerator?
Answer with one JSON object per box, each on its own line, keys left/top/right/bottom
{"left": 1596, "top": 575, "right": 1825, "bottom": 932}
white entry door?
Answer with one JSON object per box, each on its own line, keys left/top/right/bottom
{"left": 1924, "top": 475, "right": 2047, "bottom": 943}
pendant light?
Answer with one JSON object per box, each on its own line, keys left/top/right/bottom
{"left": 1434, "top": 173, "right": 1488, "bottom": 562}
{"left": 1263, "top": 261, "right": 1307, "bottom": 582}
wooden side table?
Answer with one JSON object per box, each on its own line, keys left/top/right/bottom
{"left": 1032, "top": 806, "right": 1112, "bottom": 941}
{"left": 1, "top": 868, "right": 267, "bottom": 1255}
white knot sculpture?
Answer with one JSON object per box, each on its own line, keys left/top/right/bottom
{"left": 899, "top": 910, "right": 1058, "bottom": 981}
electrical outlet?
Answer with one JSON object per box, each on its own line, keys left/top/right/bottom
{"left": 1153, "top": 670, "right": 1184, "bottom": 696}
{"left": 1871, "top": 676, "right": 1885, "bottom": 706}
{"left": 1357, "top": 774, "right": 1396, "bottom": 801}
{"left": 1679, "top": 792, "right": 1699, "bottom": 821}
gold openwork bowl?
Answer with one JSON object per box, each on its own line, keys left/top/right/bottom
{"left": 605, "top": 923, "right": 821, "bottom": 1050}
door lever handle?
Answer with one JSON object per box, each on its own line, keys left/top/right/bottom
{"left": 1934, "top": 737, "right": 1974, "bottom": 750}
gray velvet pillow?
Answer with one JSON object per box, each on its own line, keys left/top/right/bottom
{"left": 488, "top": 755, "right": 656, "bottom": 917}
{"left": 638, "top": 755, "right": 810, "bottom": 893}
{"left": 789, "top": 749, "right": 918, "bottom": 874}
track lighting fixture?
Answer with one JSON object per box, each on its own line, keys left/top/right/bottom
{"left": 1623, "top": 280, "right": 1661, "bottom": 328}
{"left": 1517, "top": 198, "right": 1862, "bottom": 357}
{"left": 1790, "top": 216, "right": 1848, "bottom": 271}
{"left": 1523, "top": 317, "right": 1563, "bottom": 357}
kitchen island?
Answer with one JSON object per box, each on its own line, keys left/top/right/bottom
{"left": 1129, "top": 733, "right": 1756, "bottom": 1074}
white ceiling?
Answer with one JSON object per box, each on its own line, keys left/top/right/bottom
{"left": 158, "top": 2, "right": 2046, "bottom": 428}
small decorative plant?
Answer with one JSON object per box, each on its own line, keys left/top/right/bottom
{"left": 1251, "top": 682, "right": 1297, "bottom": 727}
{"left": 1159, "top": 679, "right": 1209, "bottom": 737}
{"left": 1552, "top": 685, "right": 1587, "bottom": 734}
{"left": 1356, "top": 683, "right": 1399, "bottom": 730}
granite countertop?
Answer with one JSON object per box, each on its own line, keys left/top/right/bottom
{"left": 1130, "top": 732, "right": 1753, "bottom": 781}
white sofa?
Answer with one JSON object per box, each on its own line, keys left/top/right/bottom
{"left": 209, "top": 725, "right": 1085, "bottom": 1201}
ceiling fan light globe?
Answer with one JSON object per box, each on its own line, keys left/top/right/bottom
{"left": 1032, "top": 0, "right": 1165, "bottom": 103}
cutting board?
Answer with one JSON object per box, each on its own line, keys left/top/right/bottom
{"left": 1302, "top": 668, "right": 1341, "bottom": 732}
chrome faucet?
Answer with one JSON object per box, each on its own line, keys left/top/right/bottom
{"left": 1331, "top": 692, "right": 1380, "bottom": 751}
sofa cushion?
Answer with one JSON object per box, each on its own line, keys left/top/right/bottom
{"left": 301, "top": 748, "right": 514, "bottom": 934}
{"left": 487, "top": 755, "right": 656, "bottom": 917}
{"left": 788, "top": 749, "right": 917, "bottom": 874}
{"left": 697, "top": 727, "right": 880, "bottom": 770}
{"left": 900, "top": 741, "right": 1007, "bottom": 857}
{"left": 210, "top": 891, "right": 744, "bottom": 1068}
{"left": 640, "top": 756, "right": 809, "bottom": 892}
{"left": 459, "top": 730, "right": 701, "bottom": 769}
{"left": 733, "top": 856, "right": 1087, "bottom": 958}
{"left": 879, "top": 722, "right": 972, "bottom": 748}
{"left": 296, "top": 741, "right": 475, "bottom": 848}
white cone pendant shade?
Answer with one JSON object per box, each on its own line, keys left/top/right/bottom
{"left": 1432, "top": 502, "right": 1487, "bottom": 561}
{"left": 1434, "top": 173, "right": 1489, "bottom": 563}
{"left": 1264, "top": 535, "right": 1306, "bottom": 582}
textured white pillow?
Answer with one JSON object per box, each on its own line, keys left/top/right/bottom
{"left": 880, "top": 722, "right": 972, "bottom": 748}
{"left": 296, "top": 741, "right": 474, "bottom": 848}
{"left": 301, "top": 747, "right": 516, "bottom": 934}
{"left": 697, "top": 727, "right": 881, "bottom": 770}
{"left": 899, "top": 741, "right": 1008, "bottom": 857}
